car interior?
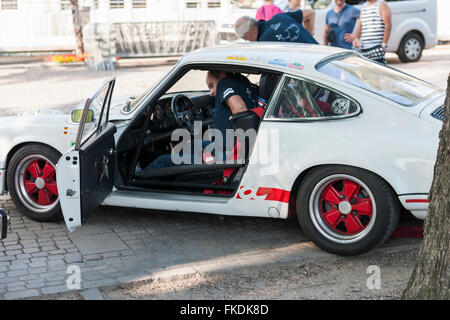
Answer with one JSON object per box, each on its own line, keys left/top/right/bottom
{"left": 114, "top": 65, "right": 282, "bottom": 197}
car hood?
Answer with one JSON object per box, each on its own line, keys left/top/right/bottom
{"left": 12, "top": 95, "right": 135, "bottom": 122}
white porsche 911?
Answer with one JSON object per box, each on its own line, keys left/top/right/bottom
{"left": 0, "top": 43, "right": 444, "bottom": 255}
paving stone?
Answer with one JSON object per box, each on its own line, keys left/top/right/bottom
{"left": 49, "top": 250, "right": 66, "bottom": 255}
{"left": 18, "top": 274, "right": 40, "bottom": 281}
{"left": 26, "top": 279, "right": 46, "bottom": 289}
{"left": 7, "top": 280, "right": 26, "bottom": 288}
{"left": 5, "top": 250, "right": 22, "bottom": 256}
{"left": 83, "top": 254, "right": 102, "bottom": 261}
{"left": 4, "top": 289, "right": 39, "bottom": 300}
{"left": 8, "top": 286, "right": 28, "bottom": 292}
{"left": 31, "top": 252, "right": 48, "bottom": 258}
{"left": 41, "top": 285, "right": 71, "bottom": 295}
{"left": 29, "top": 262, "right": 47, "bottom": 268}
{"left": 5, "top": 245, "right": 22, "bottom": 251}
{"left": 64, "top": 253, "right": 82, "bottom": 263}
{"left": 69, "top": 232, "right": 128, "bottom": 255}
{"left": 46, "top": 281, "right": 65, "bottom": 287}
{"left": 29, "top": 267, "right": 48, "bottom": 275}
{"left": 7, "top": 269, "right": 29, "bottom": 277}
{"left": 8, "top": 264, "right": 28, "bottom": 270}
{"left": 80, "top": 288, "right": 104, "bottom": 300}
{"left": 48, "top": 255, "right": 65, "bottom": 261}
{"left": 15, "top": 254, "right": 32, "bottom": 260}
{"left": 82, "top": 278, "right": 118, "bottom": 289}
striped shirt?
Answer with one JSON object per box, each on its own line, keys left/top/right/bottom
{"left": 360, "top": 1, "right": 385, "bottom": 49}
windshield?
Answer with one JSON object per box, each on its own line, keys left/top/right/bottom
{"left": 316, "top": 54, "right": 439, "bottom": 106}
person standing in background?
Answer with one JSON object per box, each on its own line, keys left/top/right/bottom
{"left": 344, "top": 0, "right": 392, "bottom": 64}
{"left": 324, "top": 0, "right": 360, "bottom": 49}
{"left": 256, "top": 0, "right": 283, "bottom": 21}
{"left": 274, "top": 0, "right": 289, "bottom": 12}
{"left": 286, "top": 0, "right": 316, "bottom": 36}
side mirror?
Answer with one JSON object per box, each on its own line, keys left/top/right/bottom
{"left": 71, "top": 109, "right": 94, "bottom": 123}
{"left": 0, "top": 209, "right": 8, "bottom": 240}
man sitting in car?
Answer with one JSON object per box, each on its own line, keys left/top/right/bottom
{"left": 143, "top": 71, "right": 260, "bottom": 169}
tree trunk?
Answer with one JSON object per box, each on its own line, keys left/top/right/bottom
{"left": 402, "top": 74, "right": 450, "bottom": 299}
{"left": 70, "top": 0, "right": 84, "bottom": 57}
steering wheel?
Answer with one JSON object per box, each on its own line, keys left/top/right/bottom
{"left": 170, "top": 94, "right": 198, "bottom": 133}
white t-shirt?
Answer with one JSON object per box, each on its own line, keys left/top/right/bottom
{"left": 274, "top": 0, "right": 289, "bottom": 12}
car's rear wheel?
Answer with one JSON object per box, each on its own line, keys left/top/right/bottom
{"left": 296, "top": 166, "right": 400, "bottom": 256}
{"left": 7, "top": 144, "right": 62, "bottom": 222}
{"left": 397, "top": 32, "right": 424, "bottom": 63}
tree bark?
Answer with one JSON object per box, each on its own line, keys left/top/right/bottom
{"left": 70, "top": 0, "right": 84, "bottom": 57}
{"left": 402, "top": 74, "right": 450, "bottom": 299}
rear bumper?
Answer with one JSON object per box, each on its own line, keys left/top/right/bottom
{"left": 399, "top": 195, "right": 429, "bottom": 220}
{"left": 0, "top": 169, "right": 5, "bottom": 195}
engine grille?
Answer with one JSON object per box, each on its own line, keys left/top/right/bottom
{"left": 431, "top": 105, "right": 444, "bottom": 121}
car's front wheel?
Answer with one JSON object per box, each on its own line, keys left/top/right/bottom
{"left": 7, "top": 144, "right": 62, "bottom": 222}
{"left": 296, "top": 166, "right": 400, "bottom": 256}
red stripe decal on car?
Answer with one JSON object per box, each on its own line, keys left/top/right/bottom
{"left": 237, "top": 186, "right": 290, "bottom": 203}
{"left": 405, "top": 199, "right": 429, "bottom": 203}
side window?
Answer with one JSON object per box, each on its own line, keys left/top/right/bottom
{"left": 268, "top": 77, "right": 359, "bottom": 119}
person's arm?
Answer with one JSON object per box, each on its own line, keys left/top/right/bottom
{"left": 303, "top": 9, "right": 315, "bottom": 35}
{"left": 344, "top": 13, "right": 361, "bottom": 43}
{"left": 225, "top": 95, "right": 248, "bottom": 114}
{"left": 379, "top": 1, "right": 392, "bottom": 49}
{"left": 324, "top": 23, "right": 330, "bottom": 45}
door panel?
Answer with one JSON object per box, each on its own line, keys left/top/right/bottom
{"left": 57, "top": 78, "right": 116, "bottom": 232}
{"left": 79, "top": 123, "right": 116, "bottom": 223}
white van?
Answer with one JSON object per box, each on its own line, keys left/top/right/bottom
{"left": 308, "top": 0, "right": 438, "bottom": 62}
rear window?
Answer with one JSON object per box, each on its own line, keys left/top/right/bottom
{"left": 316, "top": 54, "right": 439, "bottom": 106}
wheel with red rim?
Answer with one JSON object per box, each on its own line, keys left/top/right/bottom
{"left": 7, "top": 145, "right": 62, "bottom": 222}
{"left": 296, "top": 166, "right": 400, "bottom": 256}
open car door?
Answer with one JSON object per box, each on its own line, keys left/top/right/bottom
{"left": 56, "top": 79, "right": 117, "bottom": 232}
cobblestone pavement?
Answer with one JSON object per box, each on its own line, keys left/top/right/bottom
{"left": 0, "top": 194, "right": 420, "bottom": 300}
{"left": 0, "top": 194, "right": 308, "bottom": 300}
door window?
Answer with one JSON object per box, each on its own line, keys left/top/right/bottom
{"left": 267, "top": 76, "right": 359, "bottom": 120}
{"left": 75, "top": 79, "right": 115, "bottom": 150}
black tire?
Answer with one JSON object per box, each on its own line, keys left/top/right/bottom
{"left": 7, "top": 144, "right": 62, "bottom": 222}
{"left": 296, "top": 165, "right": 400, "bottom": 256}
{"left": 397, "top": 32, "right": 424, "bottom": 63}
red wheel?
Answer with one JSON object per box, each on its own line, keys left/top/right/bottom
{"left": 296, "top": 166, "right": 400, "bottom": 256}
{"left": 318, "top": 178, "right": 374, "bottom": 237}
{"left": 21, "top": 157, "right": 59, "bottom": 208}
{"left": 7, "top": 145, "right": 62, "bottom": 222}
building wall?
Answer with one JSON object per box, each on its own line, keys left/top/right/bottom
{"left": 0, "top": 0, "right": 232, "bottom": 52}
{"left": 437, "top": 0, "right": 450, "bottom": 41}
{"left": 0, "top": 0, "right": 448, "bottom": 53}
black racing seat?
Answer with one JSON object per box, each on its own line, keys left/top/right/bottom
{"left": 259, "top": 73, "right": 281, "bottom": 102}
